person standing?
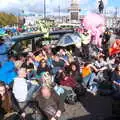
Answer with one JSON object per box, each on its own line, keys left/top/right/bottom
{"left": 102, "top": 29, "right": 112, "bottom": 57}
{"left": 81, "top": 29, "right": 91, "bottom": 60}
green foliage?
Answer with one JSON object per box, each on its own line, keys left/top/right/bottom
{"left": 0, "top": 12, "right": 17, "bottom": 26}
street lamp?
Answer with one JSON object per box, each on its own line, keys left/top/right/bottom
{"left": 58, "top": 2, "right": 61, "bottom": 23}
{"left": 114, "top": 7, "right": 118, "bottom": 29}
{"left": 44, "top": 0, "right": 46, "bottom": 20}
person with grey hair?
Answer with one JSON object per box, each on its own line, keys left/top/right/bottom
{"left": 34, "top": 85, "right": 66, "bottom": 120}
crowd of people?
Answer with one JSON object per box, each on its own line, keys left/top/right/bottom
{"left": 0, "top": 27, "right": 120, "bottom": 120}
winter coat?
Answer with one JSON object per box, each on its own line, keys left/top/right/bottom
{"left": 0, "top": 61, "right": 17, "bottom": 85}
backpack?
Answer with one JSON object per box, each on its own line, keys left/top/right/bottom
{"left": 64, "top": 88, "right": 77, "bottom": 105}
{"left": 65, "top": 94, "right": 77, "bottom": 105}
{"left": 73, "top": 84, "right": 86, "bottom": 101}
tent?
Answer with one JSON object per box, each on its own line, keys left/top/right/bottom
{"left": 57, "top": 33, "right": 81, "bottom": 47}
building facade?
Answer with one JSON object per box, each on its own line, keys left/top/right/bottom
{"left": 68, "top": 0, "right": 81, "bottom": 23}
{"left": 105, "top": 16, "right": 120, "bottom": 28}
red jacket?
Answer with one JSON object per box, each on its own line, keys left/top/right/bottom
{"left": 60, "top": 76, "right": 77, "bottom": 88}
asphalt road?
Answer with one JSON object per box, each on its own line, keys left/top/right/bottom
{"left": 64, "top": 92, "right": 112, "bottom": 120}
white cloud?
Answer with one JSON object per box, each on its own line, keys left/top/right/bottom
{"left": 103, "top": 0, "right": 108, "bottom": 5}
{"left": 79, "top": 0, "right": 89, "bottom": 5}
{"left": 0, "top": 0, "right": 20, "bottom": 10}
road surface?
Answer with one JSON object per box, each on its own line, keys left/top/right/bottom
{"left": 64, "top": 92, "right": 112, "bottom": 120}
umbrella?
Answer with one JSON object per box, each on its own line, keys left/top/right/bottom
{"left": 57, "top": 33, "right": 81, "bottom": 47}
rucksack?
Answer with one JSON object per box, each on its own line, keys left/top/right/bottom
{"left": 65, "top": 94, "right": 77, "bottom": 105}
{"left": 73, "top": 84, "right": 86, "bottom": 101}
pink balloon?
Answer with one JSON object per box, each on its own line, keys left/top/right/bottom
{"left": 83, "top": 13, "right": 105, "bottom": 47}
{"left": 83, "top": 13, "right": 105, "bottom": 28}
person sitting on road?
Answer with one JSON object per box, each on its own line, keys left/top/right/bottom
{"left": 34, "top": 85, "right": 65, "bottom": 120}
{"left": 69, "top": 62, "right": 82, "bottom": 84}
{"left": 13, "top": 68, "right": 28, "bottom": 104}
{"left": 14, "top": 55, "right": 26, "bottom": 70}
{"left": 13, "top": 67, "right": 40, "bottom": 102}
{"left": 0, "top": 56, "right": 17, "bottom": 85}
{"left": 94, "top": 54, "right": 108, "bottom": 82}
{"left": 52, "top": 54, "right": 68, "bottom": 75}
{"left": 112, "top": 65, "right": 120, "bottom": 93}
{"left": 13, "top": 67, "right": 41, "bottom": 119}
{"left": 34, "top": 50, "right": 47, "bottom": 62}
{"left": 59, "top": 71, "right": 77, "bottom": 89}
{"left": 82, "top": 62, "right": 99, "bottom": 95}
{"left": 37, "top": 59, "right": 51, "bottom": 76}
{"left": 0, "top": 81, "right": 23, "bottom": 119}
{"left": 58, "top": 49, "right": 69, "bottom": 61}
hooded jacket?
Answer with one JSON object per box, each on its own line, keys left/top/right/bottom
{"left": 0, "top": 61, "right": 17, "bottom": 85}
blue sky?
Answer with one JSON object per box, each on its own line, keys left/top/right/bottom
{"left": 0, "top": 0, "right": 119, "bottom": 16}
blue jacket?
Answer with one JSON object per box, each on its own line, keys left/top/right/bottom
{"left": 0, "top": 43, "right": 8, "bottom": 65}
{"left": 0, "top": 61, "right": 17, "bottom": 85}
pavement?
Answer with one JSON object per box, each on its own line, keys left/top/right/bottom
{"left": 64, "top": 92, "right": 112, "bottom": 120}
